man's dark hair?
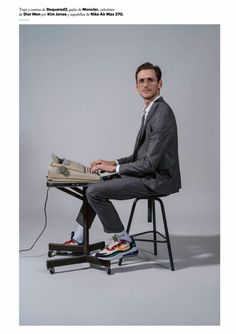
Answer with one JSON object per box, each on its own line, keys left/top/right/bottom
{"left": 135, "top": 62, "right": 162, "bottom": 82}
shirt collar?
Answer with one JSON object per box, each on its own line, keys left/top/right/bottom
{"left": 143, "top": 95, "right": 161, "bottom": 114}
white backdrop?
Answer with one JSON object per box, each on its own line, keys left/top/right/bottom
{"left": 19, "top": 24, "right": 220, "bottom": 244}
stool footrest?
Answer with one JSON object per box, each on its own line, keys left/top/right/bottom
{"left": 134, "top": 238, "right": 167, "bottom": 244}
{"left": 131, "top": 230, "right": 166, "bottom": 241}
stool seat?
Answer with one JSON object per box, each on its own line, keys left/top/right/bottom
{"left": 119, "top": 196, "right": 175, "bottom": 271}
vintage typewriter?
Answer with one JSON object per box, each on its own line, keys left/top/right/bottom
{"left": 47, "top": 153, "right": 101, "bottom": 184}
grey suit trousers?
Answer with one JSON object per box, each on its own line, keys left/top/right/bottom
{"left": 76, "top": 175, "right": 154, "bottom": 233}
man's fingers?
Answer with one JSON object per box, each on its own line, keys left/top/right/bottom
{"left": 91, "top": 163, "right": 115, "bottom": 174}
{"left": 90, "top": 159, "right": 103, "bottom": 168}
{"left": 91, "top": 163, "right": 103, "bottom": 173}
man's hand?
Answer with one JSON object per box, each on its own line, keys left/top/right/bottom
{"left": 90, "top": 159, "right": 116, "bottom": 173}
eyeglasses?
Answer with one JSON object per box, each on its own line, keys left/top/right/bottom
{"left": 137, "top": 78, "right": 158, "bottom": 86}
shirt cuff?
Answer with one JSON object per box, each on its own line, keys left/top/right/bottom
{"left": 116, "top": 164, "right": 120, "bottom": 174}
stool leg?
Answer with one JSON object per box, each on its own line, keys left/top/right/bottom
{"left": 158, "top": 199, "right": 175, "bottom": 271}
{"left": 148, "top": 199, "right": 152, "bottom": 222}
{"left": 152, "top": 200, "right": 158, "bottom": 255}
{"left": 126, "top": 198, "right": 139, "bottom": 234}
{"left": 119, "top": 198, "right": 139, "bottom": 266}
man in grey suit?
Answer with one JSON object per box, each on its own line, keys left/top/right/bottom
{"left": 64, "top": 62, "right": 181, "bottom": 260}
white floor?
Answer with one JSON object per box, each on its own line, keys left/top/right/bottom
{"left": 19, "top": 217, "right": 220, "bottom": 325}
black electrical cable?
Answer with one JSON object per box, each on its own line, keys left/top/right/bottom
{"left": 19, "top": 187, "right": 51, "bottom": 252}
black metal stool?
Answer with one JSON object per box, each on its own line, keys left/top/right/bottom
{"left": 119, "top": 196, "right": 175, "bottom": 271}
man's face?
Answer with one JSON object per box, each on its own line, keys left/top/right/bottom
{"left": 136, "top": 69, "right": 162, "bottom": 102}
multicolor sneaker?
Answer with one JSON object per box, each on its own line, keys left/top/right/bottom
{"left": 96, "top": 235, "right": 138, "bottom": 260}
{"left": 63, "top": 239, "right": 81, "bottom": 246}
{"left": 63, "top": 231, "right": 83, "bottom": 246}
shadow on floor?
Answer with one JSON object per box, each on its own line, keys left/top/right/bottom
{"left": 19, "top": 233, "right": 220, "bottom": 275}
{"left": 130, "top": 233, "right": 220, "bottom": 270}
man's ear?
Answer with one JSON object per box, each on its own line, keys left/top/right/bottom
{"left": 158, "top": 80, "right": 163, "bottom": 89}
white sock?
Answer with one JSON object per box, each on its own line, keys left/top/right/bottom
{"left": 73, "top": 224, "right": 84, "bottom": 243}
{"left": 114, "top": 230, "right": 132, "bottom": 243}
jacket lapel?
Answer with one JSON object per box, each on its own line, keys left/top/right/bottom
{"left": 145, "top": 96, "right": 163, "bottom": 125}
{"left": 133, "top": 97, "right": 163, "bottom": 155}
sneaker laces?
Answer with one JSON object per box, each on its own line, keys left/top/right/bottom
{"left": 106, "top": 235, "right": 127, "bottom": 250}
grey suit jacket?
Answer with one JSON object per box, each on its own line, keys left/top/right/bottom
{"left": 117, "top": 97, "right": 181, "bottom": 195}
